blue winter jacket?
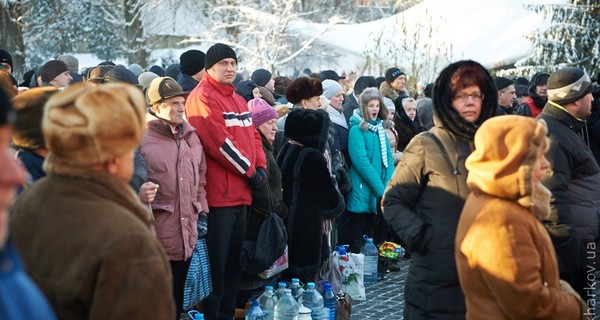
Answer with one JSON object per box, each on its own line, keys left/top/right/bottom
{"left": 346, "top": 114, "right": 394, "bottom": 214}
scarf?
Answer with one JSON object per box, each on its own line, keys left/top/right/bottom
{"left": 326, "top": 105, "right": 348, "bottom": 129}
{"left": 353, "top": 109, "right": 388, "bottom": 168}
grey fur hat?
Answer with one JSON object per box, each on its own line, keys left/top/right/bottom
{"left": 358, "top": 88, "right": 393, "bottom": 131}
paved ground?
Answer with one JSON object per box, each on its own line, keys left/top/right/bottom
{"left": 351, "top": 260, "right": 408, "bottom": 320}
{"left": 352, "top": 259, "right": 600, "bottom": 320}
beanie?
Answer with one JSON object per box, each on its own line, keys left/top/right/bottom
{"left": 322, "top": 79, "right": 343, "bottom": 99}
{"left": 353, "top": 76, "right": 377, "bottom": 95}
{"left": 516, "top": 85, "right": 528, "bottom": 97}
{"left": 494, "top": 77, "right": 514, "bottom": 91}
{"left": 180, "top": 50, "right": 206, "bottom": 76}
{"left": 41, "top": 60, "right": 69, "bottom": 83}
{"left": 385, "top": 67, "right": 405, "bottom": 84}
{"left": 531, "top": 72, "right": 550, "bottom": 87}
{"left": 547, "top": 67, "right": 592, "bottom": 105}
{"left": 251, "top": 69, "right": 272, "bottom": 87}
{"left": 149, "top": 65, "right": 165, "bottom": 77}
{"left": 42, "top": 82, "right": 146, "bottom": 166}
{"left": 147, "top": 77, "right": 187, "bottom": 105}
{"left": 248, "top": 98, "right": 278, "bottom": 127}
{"left": 138, "top": 71, "right": 159, "bottom": 90}
{"left": 57, "top": 55, "right": 79, "bottom": 73}
{"left": 128, "top": 63, "right": 144, "bottom": 77}
{"left": 205, "top": 43, "right": 237, "bottom": 70}
{"left": 102, "top": 66, "right": 139, "bottom": 85}
{"left": 12, "top": 87, "right": 58, "bottom": 149}
{"left": 0, "top": 49, "right": 13, "bottom": 71}
{"left": 165, "top": 63, "right": 180, "bottom": 80}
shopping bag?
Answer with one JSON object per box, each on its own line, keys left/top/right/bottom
{"left": 333, "top": 251, "right": 365, "bottom": 301}
{"left": 183, "top": 238, "right": 212, "bottom": 311}
{"left": 258, "top": 245, "right": 289, "bottom": 279}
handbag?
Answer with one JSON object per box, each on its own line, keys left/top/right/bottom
{"left": 336, "top": 291, "right": 353, "bottom": 320}
{"left": 258, "top": 244, "right": 289, "bottom": 279}
{"left": 182, "top": 217, "right": 213, "bottom": 311}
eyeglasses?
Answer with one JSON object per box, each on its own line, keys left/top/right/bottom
{"left": 454, "top": 93, "right": 484, "bottom": 102}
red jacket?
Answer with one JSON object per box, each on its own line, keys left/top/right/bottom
{"left": 185, "top": 73, "right": 266, "bottom": 207}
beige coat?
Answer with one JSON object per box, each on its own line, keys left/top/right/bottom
{"left": 455, "top": 116, "right": 584, "bottom": 319}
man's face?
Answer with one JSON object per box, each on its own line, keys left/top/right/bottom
{"left": 498, "top": 85, "right": 516, "bottom": 107}
{"left": 50, "top": 71, "right": 72, "bottom": 88}
{"left": 574, "top": 92, "right": 594, "bottom": 119}
{"left": 207, "top": 58, "right": 237, "bottom": 85}
{"left": 156, "top": 96, "right": 186, "bottom": 124}
{"left": 301, "top": 96, "right": 321, "bottom": 110}
{"left": 390, "top": 75, "right": 407, "bottom": 92}
{"left": 535, "top": 84, "right": 548, "bottom": 97}
{"left": 0, "top": 63, "right": 11, "bottom": 74}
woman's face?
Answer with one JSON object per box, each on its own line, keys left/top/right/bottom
{"left": 366, "top": 99, "right": 380, "bottom": 120}
{"left": 451, "top": 85, "right": 483, "bottom": 123}
{"left": 330, "top": 92, "right": 344, "bottom": 111}
{"left": 533, "top": 152, "right": 550, "bottom": 183}
{"left": 258, "top": 119, "right": 278, "bottom": 143}
{"left": 404, "top": 102, "right": 417, "bottom": 121}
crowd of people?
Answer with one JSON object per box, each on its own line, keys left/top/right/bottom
{"left": 0, "top": 43, "right": 599, "bottom": 320}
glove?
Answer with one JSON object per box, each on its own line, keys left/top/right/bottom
{"left": 247, "top": 167, "right": 268, "bottom": 191}
{"left": 197, "top": 214, "right": 208, "bottom": 239}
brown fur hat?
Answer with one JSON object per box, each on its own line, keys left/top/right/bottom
{"left": 12, "top": 87, "right": 59, "bottom": 149}
{"left": 285, "top": 77, "right": 323, "bottom": 104}
{"left": 42, "top": 82, "right": 146, "bottom": 166}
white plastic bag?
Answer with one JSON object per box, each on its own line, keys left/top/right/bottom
{"left": 333, "top": 251, "right": 366, "bottom": 301}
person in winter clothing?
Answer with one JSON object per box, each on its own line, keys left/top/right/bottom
{"left": 178, "top": 49, "right": 206, "bottom": 92}
{"left": 277, "top": 108, "right": 345, "bottom": 283}
{"left": 383, "top": 60, "right": 497, "bottom": 319}
{"left": 141, "top": 77, "right": 208, "bottom": 316}
{"left": 538, "top": 67, "right": 600, "bottom": 304}
{"left": 380, "top": 72, "right": 420, "bottom": 151}
{"left": 338, "top": 88, "right": 394, "bottom": 252}
{"left": 416, "top": 97, "right": 434, "bottom": 131}
{"left": 9, "top": 83, "right": 175, "bottom": 319}
{"left": 11, "top": 87, "right": 58, "bottom": 187}
{"left": 322, "top": 79, "right": 351, "bottom": 167}
{"left": 516, "top": 72, "right": 549, "bottom": 117}
{"left": 494, "top": 76, "right": 516, "bottom": 115}
{"left": 185, "top": 43, "right": 267, "bottom": 320}
{"left": 40, "top": 60, "right": 72, "bottom": 88}
{"left": 456, "top": 115, "right": 586, "bottom": 320}
{"left": 0, "top": 87, "right": 57, "bottom": 320}
{"left": 237, "top": 98, "right": 287, "bottom": 305}
{"left": 342, "top": 76, "right": 378, "bottom": 122}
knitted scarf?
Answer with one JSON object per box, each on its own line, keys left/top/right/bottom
{"left": 353, "top": 109, "right": 388, "bottom": 168}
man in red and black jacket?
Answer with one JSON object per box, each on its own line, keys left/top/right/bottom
{"left": 185, "top": 43, "right": 267, "bottom": 320}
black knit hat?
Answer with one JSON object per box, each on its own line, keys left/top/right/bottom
{"left": 180, "top": 50, "right": 205, "bottom": 76}
{"left": 547, "top": 67, "right": 592, "bottom": 105}
{"left": 531, "top": 72, "right": 550, "bottom": 87}
{"left": 102, "top": 66, "right": 139, "bottom": 85}
{"left": 205, "top": 43, "right": 237, "bottom": 70}
{"left": 494, "top": 77, "right": 514, "bottom": 91}
{"left": 149, "top": 65, "right": 165, "bottom": 77}
{"left": 516, "top": 85, "right": 528, "bottom": 97}
{"left": 251, "top": 69, "right": 272, "bottom": 87}
{"left": 353, "top": 76, "right": 377, "bottom": 95}
{"left": 40, "top": 60, "right": 69, "bottom": 83}
{"left": 385, "top": 67, "right": 405, "bottom": 83}
{"left": 0, "top": 49, "right": 13, "bottom": 71}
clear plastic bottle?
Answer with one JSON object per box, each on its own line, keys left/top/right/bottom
{"left": 290, "top": 278, "right": 303, "bottom": 300}
{"left": 361, "top": 235, "right": 379, "bottom": 286}
{"left": 275, "top": 282, "right": 287, "bottom": 301}
{"left": 258, "top": 285, "right": 277, "bottom": 320}
{"left": 323, "top": 282, "right": 336, "bottom": 320}
{"left": 246, "top": 299, "right": 265, "bottom": 320}
{"left": 274, "top": 289, "right": 299, "bottom": 320}
{"left": 298, "top": 282, "right": 324, "bottom": 319}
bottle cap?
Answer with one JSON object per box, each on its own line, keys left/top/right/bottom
{"left": 265, "top": 285, "right": 273, "bottom": 291}
{"left": 292, "top": 278, "right": 300, "bottom": 284}
{"left": 324, "top": 282, "right": 332, "bottom": 290}
{"left": 306, "top": 282, "right": 316, "bottom": 289}
{"left": 278, "top": 282, "right": 286, "bottom": 288}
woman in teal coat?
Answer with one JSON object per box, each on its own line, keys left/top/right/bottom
{"left": 338, "top": 88, "right": 394, "bottom": 252}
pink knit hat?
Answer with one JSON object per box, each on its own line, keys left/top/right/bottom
{"left": 248, "top": 98, "right": 278, "bottom": 127}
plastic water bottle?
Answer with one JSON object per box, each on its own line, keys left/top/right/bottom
{"left": 274, "top": 289, "right": 299, "bottom": 320}
{"left": 298, "top": 282, "right": 324, "bottom": 319}
{"left": 246, "top": 299, "right": 265, "bottom": 320}
{"left": 323, "top": 282, "right": 336, "bottom": 320}
{"left": 290, "top": 278, "right": 304, "bottom": 301}
{"left": 275, "top": 282, "right": 287, "bottom": 301}
{"left": 297, "top": 306, "right": 312, "bottom": 320}
{"left": 258, "top": 286, "right": 277, "bottom": 320}
{"left": 361, "top": 235, "right": 378, "bottom": 286}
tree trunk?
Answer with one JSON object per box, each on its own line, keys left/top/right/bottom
{"left": 0, "top": 1, "right": 26, "bottom": 77}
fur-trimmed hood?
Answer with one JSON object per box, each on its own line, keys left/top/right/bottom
{"left": 284, "top": 108, "right": 330, "bottom": 152}
{"left": 465, "top": 115, "right": 551, "bottom": 219}
{"left": 432, "top": 60, "right": 497, "bottom": 141}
